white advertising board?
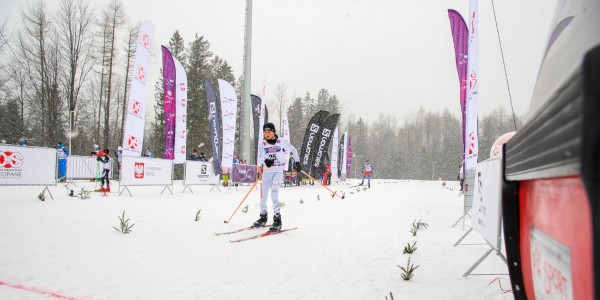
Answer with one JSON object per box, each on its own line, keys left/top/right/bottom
{"left": 184, "top": 161, "right": 219, "bottom": 185}
{"left": 472, "top": 158, "right": 502, "bottom": 248}
{"left": 120, "top": 156, "right": 173, "bottom": 186}
{"left": 0, "top": 145, "right": 56, "bottom": 186}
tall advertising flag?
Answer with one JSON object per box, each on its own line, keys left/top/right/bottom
{"left": 340, "top": 132, "right": 348, "bottom": 180}
{"left": 311, "top": 113, "right": 340, "bottom": 178}
{"left": 161, "top": 46, "right": 176, "bottom": 160}
{"left": 346, "top": 135, "right": 353, "bottom": 176}
{"left": 282, "top": 109, "right": 290, "bottom": 141}
{"left": 299, "top": 110, "right": 330, "bottom": 172}
{"left": 122, "top": 21, "right": 154, "bottom": 157}
{"left": 256, "top": 84, "right": 267, "bottom": 165}
{"left": 204, "top": 80, "right": 221, "bottom": 175}
{"left": 331, "top": 127, "right": 339, "bottom": 183}
{"left": 218, "top": 79, "right": 238, "bottom": 172}
{"left": 251, "top": 95, "right": 261, "bottom": 150}
{"left": 447, "top": 9, "right": 469, "bottom": 166}
{"left": 173, "top": 58, "right": 187, "bottom": 164}
{"left": 465, "top": 0, "right": 479, "bottom": 170}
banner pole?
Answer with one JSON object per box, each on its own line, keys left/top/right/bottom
{"left": 224, "top": 178, "right": 259, "bottom": 224}
{"left": 301, "top": 170, "right": 345, "bottom": 199}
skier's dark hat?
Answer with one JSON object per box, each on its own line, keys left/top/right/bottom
{"left": 263, "top": 123, "right": 276, "bottom": 132}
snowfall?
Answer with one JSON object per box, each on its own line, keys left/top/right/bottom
{"left": 0, "top": 179, "right": 512, "bottom": 300}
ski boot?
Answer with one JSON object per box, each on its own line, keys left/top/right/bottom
{"left": 253, "top": 213, "right": 268, "bottom": 227}
{"left": 98, "top": 187, "right": 105, "bottom": 192}
{"left": 269, "top": 214, "right": 282, "bottom": 232}
{"left": 106, "top": 187, "right": 111, "bottom": 193}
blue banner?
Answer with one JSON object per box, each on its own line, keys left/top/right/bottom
{"left": 204, "top": 80, "right": 221, "bottom": 175}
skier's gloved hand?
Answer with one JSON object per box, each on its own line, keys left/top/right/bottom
{"left": 264, "top": 158, "right": 275, "bottom": 168}
{"left": 294, "top": 162, "right": 301, "bottom": 171}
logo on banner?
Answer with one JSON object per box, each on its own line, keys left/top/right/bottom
{"left": 468, "top": 132, "right": 476, "bottom": 155}
{"left": 181, "top": 98, "right": 186, "bottom": 107}
{"left": 182, "top": 114, "right": 186, "bottom": 124}
{"left": 130, "top": 100, "right": 143, "bottom": 117}
{"left": 180, "top": 145, "right": 186, "bottom": 154}
{"left": 126, "top": 135, "right": 142, "bottom": 151}
{"left": 322, "top": 128, "right": 331, "bottom": 137}
{"left": 180, "top": 82, "right": 186, "bottom": 91}
{"left": 469, "top": 71, "right": 478, "bottom": 93}
{"left": 310, "top": 124, "right": 320, "bottom": 133}
{"left": 136, "top": 66, "right": 147, "bottom": 83}
{"left": 201, "top": 165, "right": 207, "bottom": 174}
{"left": 134, "top": 162, "right": 145, "bottom": 179}
{"left": 0, "top": 151, "right": 24, "bottom": 168}
{"left": 140, "top": 33, "right": 151, "bottom": 48}
{"left": 209, "top": 103, "right": 216, "bottom": 114}
{"left": 223, "top": 97, "right": 235, "bottom": 104}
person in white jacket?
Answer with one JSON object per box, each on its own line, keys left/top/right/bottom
{"left": 253, "top": 123, "right": 301, "bottom": 232}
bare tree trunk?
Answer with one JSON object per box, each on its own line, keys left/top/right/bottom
{"left": 101, "top": 0, "right": 125, "bottom": 148}
{"left": 274, "top": 82, "right": 287, "bottom": 130}
{"left": 56, "top": 0, "right": 94, "bottom": 152}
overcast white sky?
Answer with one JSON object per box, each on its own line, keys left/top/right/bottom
{"left": 2, "top": 0, "right": 557, "bottom": 123}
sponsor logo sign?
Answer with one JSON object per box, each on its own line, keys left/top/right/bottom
{"left": 134, "top": 162, "right": 145, "bottom": 179}
{"left": 0, "top": 151, "right": 24, "bottom": 179}
{"left": 126, "top": 135, "right": 142, "bottom": 151}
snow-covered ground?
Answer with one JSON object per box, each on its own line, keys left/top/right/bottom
{"left": 0, "top": 179, "right": 512, "bottom": 300}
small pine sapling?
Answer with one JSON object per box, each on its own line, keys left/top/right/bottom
{"left": 410, "top": 224, "right": 419, "bottom": 236}
{"left": 403, "top": 241, "right": 418, "bottom": 254}
{"left": 241, "top": 204, "right": 249, "bottom": 213}
{"left": 113, "top": 210, "right": 135, "bottom": 234}
{"left": 299, "top": 198, "right": 304, "bottom": 204}
{"left": 37, "top": 192, "right": 45, "bottom": 201}
{"left": 415, "top": 219, "right": 429, "bottom": 230}
{"left": 385, "top": 292, "right": 394, "bottom": 300}
{"left": 398, "top": 257, "right": 420, "bottom": 281}
{"left": 194, "top": 209, "right": 202, "bottom": 221}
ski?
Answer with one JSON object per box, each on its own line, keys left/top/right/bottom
{"left": 229, "top": 227, "right": 298, "bottom": 243}
{"left": 214, "top": 225, "right": 271, "bottom": 236}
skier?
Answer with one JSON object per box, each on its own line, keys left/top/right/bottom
{"left": 97, "top": 148, "right": 111, "bottom": 192}
{"left": 359, "top": 159, "right": 373, "bottom": 188}
{"left": 56, "top": 142, "right": 69, "bottom": 181}
{"left": 253, "top": 122, "right": 301, "bottom": 232}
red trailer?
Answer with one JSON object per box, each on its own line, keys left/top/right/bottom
{"left": 502, "top": 1, "right": 600, "bottom": 299}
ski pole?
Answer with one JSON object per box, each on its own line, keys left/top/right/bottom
{"left": 224, "top": 177, "right": 260, "bottom": 224}
{"left": 300, "top": 170, "right": 345, "bottom": 199}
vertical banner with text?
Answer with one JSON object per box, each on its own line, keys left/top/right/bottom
{"left": 331, "top": 127, "right": 339, "bottom": 183}
{"left": 174, "top": 58, "right": 187, "bottom": 164}
{"left": 465, "top": 0, "right": 479, "bottom": 170}
{"left": 205, "top": 80, "right": 221, "bottom": 175}
{"left": 161, "top": 46, "right": 176, "bottom": 160}
{"left": 218, "top": 79, "right": 238, "bottom": 172}
{"left": 122, "top": 21, "right": 154, "bottom": 157}
{"left": 448, "top": 9, "right": 469, "bottom": 172}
